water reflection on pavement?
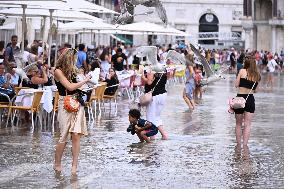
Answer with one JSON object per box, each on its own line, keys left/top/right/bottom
{"left": 0, "top": 74, "right": 284, "bottom": 188}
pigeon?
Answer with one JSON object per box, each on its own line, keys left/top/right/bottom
{"left": 189, "top": 43, "right": 225, "bottom": 86}
{"left": 117, "top": 0, "right": 168, "bottom": 25}
{"left": 134, "top": 46, "right": 165, "bottom": 73}
{"left": 166, "top": 50, "right": 186, "bottom": 65}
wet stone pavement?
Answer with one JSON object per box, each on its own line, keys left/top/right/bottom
{"left": 0, "top": 74, "right": 284, "bottom": 189}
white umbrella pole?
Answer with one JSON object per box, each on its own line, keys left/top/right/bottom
{"left": 83, "top": 28, "right": 85, "bottom": 43}
{"left": 48, "top": 9, "right": 54, "bottom": 67}
{"left": 4, "top": 30, "right": 7, "bottom": 45}
{"left": 91, "top": 29, "right": 93, "bottom": 45}
{"left": 73, "top": 34, "right": 76, "bottom": 48}
{"left": 21, "top": 4, "right": 27, "bottom": 53}
{"left": 54, "top": 45, "right": 58, "bottom": 66}
{"left": 98, "top": 30, "right": 100, "bottom": 46}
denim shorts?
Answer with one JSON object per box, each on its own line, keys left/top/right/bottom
{"left": 145, "top": 128, "right": 158, "bottom": 137}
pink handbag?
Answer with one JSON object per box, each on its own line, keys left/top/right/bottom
{"left": 139, "top": 74, "right": 163, "bottom": 106}
{"left": 229, "top": 97, "right": 246, "bottom": 109}
{"left": 229, "top": 81, "right": 256, "bottom": 110}
{"left": 139, "top": 91, "right": 153, "bottom": 106}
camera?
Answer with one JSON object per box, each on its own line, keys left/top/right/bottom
{"left": 127, "top": 123, "right": 136, "bottom": 135}
{"left": 75, "top": 89, "right": 92, "bottom": 106}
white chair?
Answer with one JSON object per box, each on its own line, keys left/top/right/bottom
{"left": 119, "top": 75, "right": 135, "bottom": 100}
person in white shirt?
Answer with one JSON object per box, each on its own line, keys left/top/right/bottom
{"left": 159, "top": 47, "right": 167, "bottom": 64}
{"left": 99, "top": 52, "right": 111, "bottom": 79}
{"left": 267, "top": 53, "right": 279, "bottom": 87}
{"left": 9, "top": 63, "right": 20, "bottom": 87}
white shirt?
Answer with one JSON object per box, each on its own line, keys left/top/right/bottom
{"left": 22, "top": 51, "right": 30, "bottom": 63}
{"left": 87, "top": 68, "right": 100, "bottom": 87}
{"left": 100, "top": 61, "right": 111, "bottom": 78}
{"left": 10, "top": 73, "right": 20, "bottom": 86}
{"left": 267, "top": 59, "right": 278, "bottom": 72}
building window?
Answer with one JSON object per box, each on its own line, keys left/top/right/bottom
{"left": 199, "top": 13, "right": 219, "bottom": 45}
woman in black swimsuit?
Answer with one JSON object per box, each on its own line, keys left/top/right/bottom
{"left": 234, "top": 57, "right": 261, "bottom": 148}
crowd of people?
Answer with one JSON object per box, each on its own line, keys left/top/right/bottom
{"left": 1, "top": 34, "right": 283, "bottom": 175}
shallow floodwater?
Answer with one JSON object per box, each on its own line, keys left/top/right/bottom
{"left": 0, "top": 74, "right": 284, "bottom": 188}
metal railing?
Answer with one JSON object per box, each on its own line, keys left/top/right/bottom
{"left": 196, "top": 32, "right": 242, "bottom": 41}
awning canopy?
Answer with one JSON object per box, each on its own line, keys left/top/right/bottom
{"left": 116, "top": 21, "right": 190, "bottom": 36}
{"left": 0, "top": 22, "right": 15, "bottom": 30}
{"left": 0, "top": 0, "right": 118, "bottom": 14}
{"left": 58, "top": 20, "right": 116, "bottom": 31}
{"left": 0, "top": 8, "right": 101, "bottom": 21}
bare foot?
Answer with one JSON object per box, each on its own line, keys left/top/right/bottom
{"left": 161, "top": 135, "right": 168, "bottom": 140}
{"left": 53, "top": 164, "right": 62, "bottom": 173}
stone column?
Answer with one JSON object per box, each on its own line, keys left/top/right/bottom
{"left": 242, "top": 18, "right": 254, "bottom": 50}
{"left": 64, "top": 34, "right": 68, "bottom": 44}
{"left": 271, "top": 25, "right": 276, "bottom": 53}
{"left": 244, "top": 29, "right": 251, "bottom": 50}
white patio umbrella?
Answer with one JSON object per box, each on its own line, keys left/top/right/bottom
{"left": 116, "top": 21, "right": 167, "bottom": 34}
{"left": 0, "top": 0, "right": 118, "bottom": 14}
{"left": 75, "top": 30, "right": 144, "bottom": 35}
{"left": 0, "top": 8, "right": 101, "bottom": 66}
{"left": 0, "top": 22, "right": 15, "bottom": 30}
{"left": 0, "top": 0, "right": 67, "bottom": 53}
{"left": 163, "top": 27, "right": 190, "bottom": 36}
{"left": 116, "top": 21, "right": 189, "bottom": 36}
{"left": 59, "top": 20, "right": 118, "bottom": 45}
{"left": 0, "top": 0, "right": 117, "bottom": 65}
{"left": 0, "top": 8, "right": 101, "bottom": 21}
{"left": 59, "top": 20, "right": 115, "bottom": 30}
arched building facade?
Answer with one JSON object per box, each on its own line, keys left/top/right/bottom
{"left": 243, "top": 0, "right": 284, "bottom": 52}
{"left": 133, "top": 0, "right": 243, "bottom": 48}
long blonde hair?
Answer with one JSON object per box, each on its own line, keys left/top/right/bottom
{"left": 56, "top": 48, "right": 78, "bottom": 81}
{"left": 243, "top": 57, "right": 261, "bottom": 82}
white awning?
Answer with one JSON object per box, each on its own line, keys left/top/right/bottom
{"left": 0, "top": 22, "right": 15, "bottom": 30}
{"left": 58, "top": 20, "right": 115, "bottom": 30}
{"left": 0, "top": 0, "right": 118, "bottom": 14}
{"left": 0, "top": 8, "right": 101, "bottom": 21}
{"left": 116, "top": 21, "right": 190, "bottom": 36}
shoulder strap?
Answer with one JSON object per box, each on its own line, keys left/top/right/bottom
{"left": 151, "top": 74, "right": 163, "bottom": 93}
{"left": 245, "top": 81, "right": 256, "bottom": 101}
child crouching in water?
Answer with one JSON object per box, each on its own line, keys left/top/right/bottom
{"left": 127, "top": 109, "right": 158, "bottom": 143}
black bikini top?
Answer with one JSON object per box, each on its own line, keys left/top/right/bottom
{"left": 239, "top": 77, "right": 258, "bottom": 90}
{"left": 54, "top": 69, "right": 77, "bottom": 96}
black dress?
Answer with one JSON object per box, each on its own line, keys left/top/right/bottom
{"left": 22, "top": 75, "right": 39, "bottom": 89}
{"left": 104, "top": 77, "right": 119, "bottom": 95}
